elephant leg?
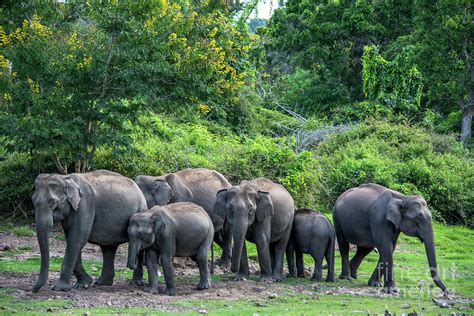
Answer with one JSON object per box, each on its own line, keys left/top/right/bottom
{"left": 271, "top": 222, "right": 292, "bottom": 281}
{"left": 144, "top": 249, "right": 158, "bottom": 294}
{"left": 160, "top": 254, "right": 176, "bottom": 296}
{"left": 311, "top": 254, "right": 323, "bottom": 282}
{"left": 219, "top": 221, "right": 232, "bottom": 267}
{"left": 335, "top": 220, "right": 351, "bottom": 280}
{"left": 286, "top": 239, "right": 296, "bottom": 278}
{"left": 234, "top": 242, "right": 250, "bottom": 281}
{"left": 73, "top": 253, "right": 93, "bottom": 289}
{"left": 368, "top": 255, "right": 384, "bottom": 287}
{"left": 269, "top": 244, "right": 276, "bottom": 272}
{"left": 379, "top": 244, "right": 397, "bottom": 293}
{"left": 131, "top": 250, "right": 145, "bottom": 285}
{"left": 295, "top": 250, "right": 305, "bottom": 278}
{"left": 196, "top": 244, "right": 211, "bottom": 290}
{"left": 255, "top": 235, "right": 273, "bottom": 283}
{"left": 95, "top": 245, "right": 118, "bottom": 286}
{"left": 349, "top": 246, "right": 373, "bottom": 279}
{"left": 52, "top": 225, "right": 90, "bottom": 291}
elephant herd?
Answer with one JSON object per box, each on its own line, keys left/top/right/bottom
{"left": 30, "top": 168, "right": 448, "bottom": 296}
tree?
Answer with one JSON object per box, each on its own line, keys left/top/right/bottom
{"left": 0, "top": 1, "right": 257, "bottom": 173}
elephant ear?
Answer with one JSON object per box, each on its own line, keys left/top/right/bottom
{"left": 214, "top": 188, "right": 228, "bottom": 220}
{"left": 151, "top": 212, "right": 167, "bottom": 239}
{"left": 386, "top": 198, "right": 404, "bottom": 229}
{"left": 165, "top": 173, "right": 193, "bottom": 202}
{"left": 256, "top": 191, "right": 274, "bottom": 222}
{"left": 65, "top": 177, "right": 81, "bottom": 211}
{"left": 152, "top": 179, "right": 172, "bottom": 206}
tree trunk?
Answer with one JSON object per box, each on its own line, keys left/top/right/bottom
{"left": 460, "top": 104, "right": 473, "bottom": 144}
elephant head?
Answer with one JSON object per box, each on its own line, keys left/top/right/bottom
{"left": 134, "top": 174, "right": 193, "bottom": 209}
{"left": 31, "top": 174, "right": 82, "bottom": 292}
{"left": 127, "top": 211, "right": 166, "bottom": 270}
{"left": 213, "top": 183, "right": 274, "bottom": 273}
{"left": 386, "top": 194, "right": 448, "bottom": 293}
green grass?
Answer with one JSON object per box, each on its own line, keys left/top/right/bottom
{"left": 10, "top": 225, "right": 36, "bottom": 237}
{"left": 0, "top": 223, "right": 472, "bottom": 315}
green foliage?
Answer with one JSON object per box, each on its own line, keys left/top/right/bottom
{"left": 314, "top": 120, "right": 473, "bottom": 225}
{"left": 361, "top": 45, "right": 423, "bottom": 116}
{"left": 93, "top": 114, "right": 320, "bottom": 209}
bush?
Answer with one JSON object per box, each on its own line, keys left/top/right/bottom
{"left": 313, "top": 119, "right": 473, "bottom": 226}
{"left": 94, "top": 114, "right": 321, "bottom": 209}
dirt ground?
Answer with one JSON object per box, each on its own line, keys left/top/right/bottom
{"left": 0, "top": 230, "right": 304, "bottom": 311}
{"left": 0, "top": 230, "right": 468, "bottom": 312}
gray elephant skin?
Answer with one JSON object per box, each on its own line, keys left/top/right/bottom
{"left": 333, "top": 183, "right": 448, "bottom": 294}
{"left": 214, "top": 178, "right": 294, "bottom": 282}
{"left": 134, "top": 168, "right": 232, "bottom": 265}
{"left": 127, "top": 202, "right": 214, "bottom": 296}
{"left": 31, "top": 170, "right": 148, "bottom": 293}
{"left": 286, "top": 209, "right": 335, "bottom": 282}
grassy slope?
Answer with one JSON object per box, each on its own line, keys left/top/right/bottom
{"left": 0, "top": 222, "right": 472, "bottom": 315}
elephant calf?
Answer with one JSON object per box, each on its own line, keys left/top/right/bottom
{"left": 127, "top": 202, "right": 214, "bottom": 296}
{"left": 286, "top": 209, "right": 335, "bottom": 282}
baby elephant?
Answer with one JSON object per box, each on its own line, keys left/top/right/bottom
{"left": 127, "top": 202, "right": 214, "bottom": 295}
{"left": 286, "top": 209, "right": 335, "bottom": 282}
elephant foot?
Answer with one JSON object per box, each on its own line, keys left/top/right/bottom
{"left": 311, "top": 276, "right": 322, "bottom": 282}
{"left": 286, "top": 272, "right": 296, "bottom": 278}
{"left": 233, "top": 273, "right": 248, "bottom": 282}
{"left": 338, "top": 274, "right": 352, "bottom": 281}
{"left": 145, "top": 286, "right": 159, "bottom": 294}
{"left": 272, "top": 273, "right": 283, "bottom": 281}
{"left": 74, "top": 275, "right": 93, "bottom": 289}
{"left": 163, "top": 286, "right": 176, "bottom": 296}
{"left": 382, "top": 285, "right": 399, "bottom": 294}
{"left": 297, "top": 273, "right": 305, "bottom": 278}
{"left": 259, "top": 275, "right": 273, "bottom": 283}
{"left": 197, "top": 280, "right": 211, "bottom": 290}
{"left": 51, "top": 280, "right": 72, "bottom": 292}
{"left": 350, "top": 271, "right": 358, "bottom": 279}
{"left": 129, "top": 278, "right": 146, "bottom": 286}
{"left": 94, "top": 276, "right": 114, "bottom": 286}
{"left": 325, "top": 277, "right": 335, "bottom": 283}
{"left": 368, "top": 279, "right": 382, "bottom": 287}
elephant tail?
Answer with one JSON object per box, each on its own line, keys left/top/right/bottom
{"left": 325, "top": 221, "right": 336, "bottom": 282}
{"left": 210, "top": 242, "right": 215, "bottom": 275}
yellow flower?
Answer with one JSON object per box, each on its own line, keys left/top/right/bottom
{"left": 77, "top": 56, "right": 93, "bottom": 70}
{"left": 68, "top": 33, "right": 82, "bottom": 49}
{"left": 3, "top": 93, "right": 11, "bottom": 101}
{"left": 168, "top": 33, "right": 177, "bottom": 41}
{"left": 0, "top": 27, "right": 10, "bottom": 46}
{"left": 208, "top": 27, "right": 218, "bottom": 38}
{"left": 197, "top": 103, "right": 211, "bottom": 114}
{"left": 31, "top": 14, "right": 52, "bottom": 38}
{"left": 27, "top": 77, "right": 40, "bottom": 93}
{"left": 144, "top": 16, "right": 157, "bottom": 30}
{"left": 0, "top": 55, "right": 8, "bottom": 69}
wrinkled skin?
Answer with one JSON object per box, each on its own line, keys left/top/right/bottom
{"left": 286, "top": 209, "right": 335, "bottom": 282}
{"left": 213, "top": 178, "right": 294, "bottom": 282}
{"left": 333, "top": 183, "right": 448, "bottom": 295}
{"left": 127, "top": 202, "right": 214, "bottom": 295}
{"left": 31, "top": 170, "right": 147, "bottom": 293}
{"left": 134, "top": 168, "right": 232, "bottom": 266}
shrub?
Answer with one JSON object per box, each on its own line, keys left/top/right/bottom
{"left": 313, "top": 120, "right": 473, "bottom": 226}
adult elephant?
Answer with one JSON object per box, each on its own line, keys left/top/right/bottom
{"left": 134, "top": 168, "right": 232, "bottom": 266}
{"left": 32, "top": 170, "right": 147, "bottom": 292}
{"left": 333, "top": 183, "right": 448, "bottom": 295}
{"left": 213, "top": 178, "right": 294, "bottom": 282}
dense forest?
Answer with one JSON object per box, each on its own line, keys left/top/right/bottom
{"left": 0, "top": 0, "right": 472, "bottom": 227}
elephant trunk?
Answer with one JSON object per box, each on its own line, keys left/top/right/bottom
{"left": 423, "top": 228, "right": 448, "bottom": 295}
{"left": 127, "top": 239, "right": 140, "bottom": 270}
{"left": 230, "top": 223, "right": 246, "bottom": 273}
{"left": 32, "top": 213, "right": 52, "bottom": 293}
